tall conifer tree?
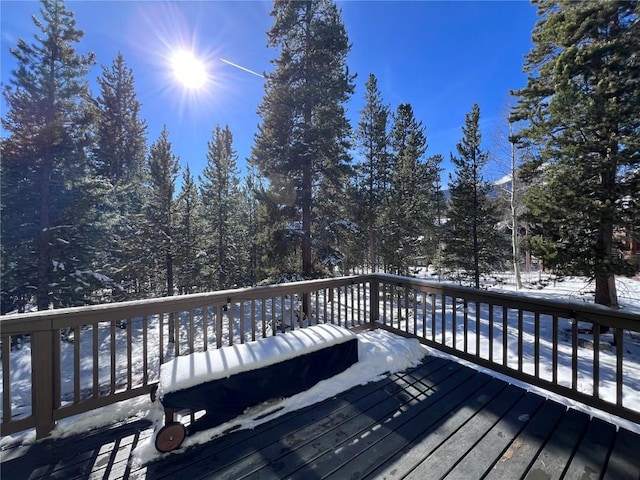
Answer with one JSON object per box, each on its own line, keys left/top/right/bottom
{"left": 144, "top": 127, "right": 180, "bottom": 297}
{"left": 174, "top": 165, "right": 205, "bottom": 294}
{"left": 445, "top": 104, "right": 505, "bottom": 288}
{"left": 354, "top": 73, "right": 390, "bottom": 272}
{"left": 1, "top": 0, "right": 97, "bottom": 309}
{"left": 251, "top": 0, "right": 355, "bottom": 280}
{"left": 94, "top": 52, "right": 148, "bottom": 300}
{"left": 512, "top": 0, "right": 639, "bottom": 307}
{"left": 240, "top": 169, "right": 260, "bottom": 286}
{"left": 381, "top": 103, "right": 438, "bottom": 274}
{"left": 200, "top": 126, "right": 244, "bottom": 290}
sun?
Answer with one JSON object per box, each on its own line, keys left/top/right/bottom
{"left": 170, "top": 50, "right": 207, "bottom": 89}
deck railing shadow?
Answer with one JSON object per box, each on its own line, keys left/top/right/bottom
{"left": 0, "top": 417, "right": 152, "bottom": 479}
{"left": 1, "top": 273, "right": 639, "bottom": 441}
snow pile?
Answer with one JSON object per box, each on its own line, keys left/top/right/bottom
{"left": 132, "top": 328, "right": 427, "bottom": 465}
{"left": 159, "top": 323, "right": 355, "bottom": 396}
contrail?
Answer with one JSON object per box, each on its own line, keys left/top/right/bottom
{"left": 220, "top": 58, "right": 264, "bottom": 78}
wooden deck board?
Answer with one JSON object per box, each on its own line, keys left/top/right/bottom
{"left": 484, "top": 400, "right": 568, "bottom": 480}
{"left": 364, "top": 376, "right": 510, "bottom": 480}
{"left": 443, "top": 392, "right": 546, "bottom": 479}
{"left": 604, "top": 428, "right": 640, "bottom": 480}
{"left": 319, "top": 372, "right": 501, "bottom": 480}
{"left": 1, "top": 355, "right": 639, "bottom": 480}
{"left": 562, "top": 417, "right": 617, "bottom": 480}
{"left": 269, "top": 365, "right": 483, "bottom": 479}
{"left": 403, "top": 383, "right": 527, "bottom": 479}
{"left": 524, "top": 408, "right": 591, "bottom": 480}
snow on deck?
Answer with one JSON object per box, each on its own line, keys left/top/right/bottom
{"left": 159, "top": 324, "right": 356, "bottom": 396}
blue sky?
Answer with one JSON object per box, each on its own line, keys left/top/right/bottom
{"left": 1, "top": 0, "right": 538, "bottom": 185}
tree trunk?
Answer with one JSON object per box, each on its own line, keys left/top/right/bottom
{"left": 301, "top": 166, "right": 312, "bottom": 279}
{"left": 167, "top": 250, "right": 175, "bottom": 343}
{"left": 511, "top": 205, "right": 522, "bottom": 289}
{"left": 509, "top": 124, "right": 522, "bottom": 290}
{"left": 301, "top": 1, "right": 313, "bottom": 282}
{"left": 218, "top": 221, "right": 225, "bottom": 289}
{"left": 166, "top": 252, "right": 174, "bottom": 297}
{"left": 37, "top": 152, "right": 53, "bottom": 311}
{"left": 525, "top": 224, "right": 532, "bottom": 274}
{"left": 368, "top": 227, "right": 375, "bottom": 272}
{"left": 593, "top": 158, "right": 618, "bottom": 333}
{"left": 472, "top": 168, "right": 480, "bottom": 290}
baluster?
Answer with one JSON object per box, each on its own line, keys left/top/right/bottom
{"left": 126, "top": 319, "right": 132, "bottom": 390}
{"left": 93, "top": 324, "right": 99, "bottom": 396}
{"left": 488, "top": 303, "right": 493, "bottom": 362}
{"left": 518, "top": 310, "right": 524, "bottom": 373}
{"left": 142, "top": 315, "right": 149, "bottom": 384}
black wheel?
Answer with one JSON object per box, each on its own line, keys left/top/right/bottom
{"left": 155, "top": 422, "right": 186, "bottom": 453}
{"left": 150, "top": 384, "right": 158, "bottom": 403}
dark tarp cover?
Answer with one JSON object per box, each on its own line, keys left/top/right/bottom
{"left": 161, "top": 337, "right": 358, "bottom": 433}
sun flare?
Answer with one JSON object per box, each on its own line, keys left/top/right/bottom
{"left": 170, "top": 50, "right": 207, "bottom": 89}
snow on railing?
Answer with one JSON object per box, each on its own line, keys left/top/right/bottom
{"left": 1, "top": 273, "right": 638, "bottom": 440}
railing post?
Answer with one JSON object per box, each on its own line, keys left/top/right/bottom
{"left": 369, "top": 279, "right": 379, "bottom": 326}
{"left": 31, "top": 328, "right": 55, "bottom": 439}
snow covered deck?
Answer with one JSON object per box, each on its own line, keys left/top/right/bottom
{"left": 2, "top": 354, "right": 639, "bottom": 479}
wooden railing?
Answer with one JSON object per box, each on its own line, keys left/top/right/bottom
{"left": 370, "top": 273, "right": 640, "bottom": 427}
{"left": 0, "top": 276, "right": 371, "bottom": 438}
{"left": 1, "top": 273, "right": 639, "bottom": 440}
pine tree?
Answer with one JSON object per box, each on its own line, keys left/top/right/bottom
{"left": 94, "top": 53, "right": 146, "bottom": 186}
{"left": 512, "top": 0, "right": 640, "bottom": 307}
{"left": 252, "top": 173, "right": 301, "bottom": 280}
{"left": 93, "top": 52, "right": 148, "bottom": 301}
{"left": 1, "top": 0, "right": 99, "bottom": 310}
{"left": 445, "top": 104, "right": 506, "bottom": 288}
{"left": 429, "top": 154, "right": 447, "bottom": 278}
{"left": 144, "top": 127, "right": 180, "bottom": 297}
{"left": 1, "top": 138, "right": 40, "bottom": 312}
{"left": 240, "top": 169, "right": 260, "bottom": 286}
{"left": 174, "top": 165, "right": 205, "bottom": 294}
{"left": 251, "top": 0, "right": 355, "bottom": 280}
{"left": 381, "top": 103, "right": 439, "bottom": 275}
{"left": 200, "top": 125, "right": 244, "bottom": 290}
{"left": 354, "top": 73, "right": 391, "bottom": 272}
{"left": 340, "top": 179, "right": 367, "bottom": 274}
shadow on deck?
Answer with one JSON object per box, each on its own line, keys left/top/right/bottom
{"left": 2, "top": 355, "right": 639, "bottom": 479}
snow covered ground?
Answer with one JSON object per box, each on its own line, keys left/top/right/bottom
{"left": 1, "top": 273, "right": 639, "bottom": 463}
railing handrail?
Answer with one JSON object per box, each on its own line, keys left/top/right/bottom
{"left": 3, "top": 273, "right": 637, "bottom": 329}
{"left": 369, "top": 273, "right": 640, "bottom": 328}
{"left": 0, "top": 275, "right": 364, "bottom": 333}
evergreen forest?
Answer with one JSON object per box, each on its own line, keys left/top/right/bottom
{"left": 1, "top": 0, "right": 638, "bottom": 314}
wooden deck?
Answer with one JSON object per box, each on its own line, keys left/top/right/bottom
{"left": 2, "top": 355, "right": 639, "bottom": 480}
